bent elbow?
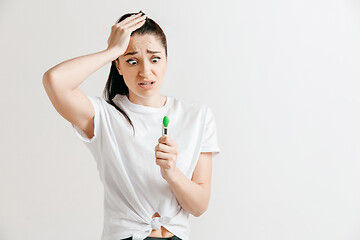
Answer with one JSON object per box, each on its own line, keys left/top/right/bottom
{"left": 42, "top": 71, "right": 54, "bottom": 88}
{"left": 42, "top": 70, "right": 56, "bottom": 83}
{"left": 193, "top": 206, "right": 208, "bottom": 217}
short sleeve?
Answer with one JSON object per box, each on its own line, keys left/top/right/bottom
{"left": 71, "top": 95, "right": 101, "bottom": 144}
{"left": 200, "top": 106, "right": 221, "bottom": 158}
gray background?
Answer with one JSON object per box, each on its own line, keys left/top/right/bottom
{"left": 1, "top": 0, "right": 360, "bottom": 239}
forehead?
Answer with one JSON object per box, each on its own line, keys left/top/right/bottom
{"left": 127, "top": 34, "right": 163, "bottom": 52}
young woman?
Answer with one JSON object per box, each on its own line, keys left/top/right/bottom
{"left": 43, "top": 10, "right": 220, "bottom": 240}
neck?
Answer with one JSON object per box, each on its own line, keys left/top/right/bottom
{"left": 127, "top": 92, "right": 167, "bottom": 108}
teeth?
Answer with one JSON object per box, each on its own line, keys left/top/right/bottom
{"left": 140, "top": 82, "right": 152, "bottom": 85}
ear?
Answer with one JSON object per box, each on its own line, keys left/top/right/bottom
{"left": 115, "top": 59, "right": 123, "bottom": 75}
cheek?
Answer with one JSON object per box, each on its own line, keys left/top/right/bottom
{"left": 122, "top": 70, "right": 137, "bottom": 82}
{"left": 154, "top": 65, "right": 166, "bottom": 76}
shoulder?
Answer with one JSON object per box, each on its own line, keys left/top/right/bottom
{"left": 85, "top": 95, "right": 105, "bottom": 106}
{"left": 170, "top": 96, "right": 209, "bottom": 114}
{"left": 171, "top": 97, "right": 217, "bottom": 126}
{"left": 85, "top": 96, "right": 123, "bottom": 119}
{"left": 88, "top": 96, "right": 115, "bottom": 109}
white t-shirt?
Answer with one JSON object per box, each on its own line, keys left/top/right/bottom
{"left": 71, "top": 94, "right": 220, "bottom": 240}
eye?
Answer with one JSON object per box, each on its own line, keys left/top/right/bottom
{"left": 126, "top": 57, "right": 161, "bottom": 66}
{"left": 152, "top": 57, "right": 161, "bottom": 63}
{"left": 126, "top": 59, "right": 137, "bottom": 65}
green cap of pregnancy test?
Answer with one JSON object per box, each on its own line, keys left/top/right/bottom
{"left": 163, "top": 116, "right": 170, "bottom": 127}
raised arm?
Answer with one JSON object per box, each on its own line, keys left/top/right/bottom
{"left": 42, "top": 49, "right": 119, "bottom": 139}
{"left": 42, "top": 12, "right": 147, "bottom": 139}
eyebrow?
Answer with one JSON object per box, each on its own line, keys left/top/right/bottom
{"left": 124, "top": 50, "right": 161, "bottom": 56}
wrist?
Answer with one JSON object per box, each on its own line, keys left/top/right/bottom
{"left": 103, "top": 47, "right": 122, "bottom": 62}
{"left": 167, "top": 167, "right": 182, "bottom": 185}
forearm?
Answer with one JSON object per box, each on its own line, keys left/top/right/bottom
{"left": 43, "top": 48, "right": 119, "bottom": 91}
{"left": 167, "top": 168, "right": 210, "bottom": 217}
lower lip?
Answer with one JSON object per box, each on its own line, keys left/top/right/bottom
{"left": 138, "top": 82, "right": 155, "bottom": 89}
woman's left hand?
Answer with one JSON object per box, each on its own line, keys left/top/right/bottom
{"left": 155, "top": 135, "right": 178, "bottom": 181}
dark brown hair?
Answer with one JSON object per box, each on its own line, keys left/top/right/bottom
{"left": 102, "top": 11, "right": 168, "bottom": 135}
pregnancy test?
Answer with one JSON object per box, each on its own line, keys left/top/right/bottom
{"left": 162, "top": 116, "right": 170, "bottom": 136}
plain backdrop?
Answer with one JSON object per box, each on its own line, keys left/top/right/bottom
{"left": 1, "top": 0, "right": 360, "bottom": 239}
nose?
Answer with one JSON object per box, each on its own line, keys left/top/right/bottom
{"left": 139, "top": 60, "right": 152, "bottom": 78}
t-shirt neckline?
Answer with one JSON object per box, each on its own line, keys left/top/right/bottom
{"left": 113, "top": 94, "right": 173, "bottom": 114}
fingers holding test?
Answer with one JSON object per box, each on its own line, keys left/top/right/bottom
{"left": 155, "top": 150, "right": 169, "bottom": 160}
{"left": 155, "top": 142, "right": 176, "bottom": 154}
{"left": 158, "top": 135, "right": 178, "bottom": 149}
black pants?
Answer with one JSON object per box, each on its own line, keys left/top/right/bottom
{"left": 122, "top": 236, "right": 182, "bottom": 240}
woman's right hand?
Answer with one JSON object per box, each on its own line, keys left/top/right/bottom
{"left": 106, "top": 12, "right": 147, "bottom": 57}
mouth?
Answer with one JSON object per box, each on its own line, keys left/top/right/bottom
{"left": 138, "top": 81, "right": 156, "bottom": 89}
{"left": 139, "top": 81, "right": 155, "bottom": 85}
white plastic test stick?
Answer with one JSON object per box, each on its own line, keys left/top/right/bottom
{"left": 162, "top": 124, "right": 168, "bottom": 136}
{"left": 162, "top": 116, "right": 170, "bottom": 136}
